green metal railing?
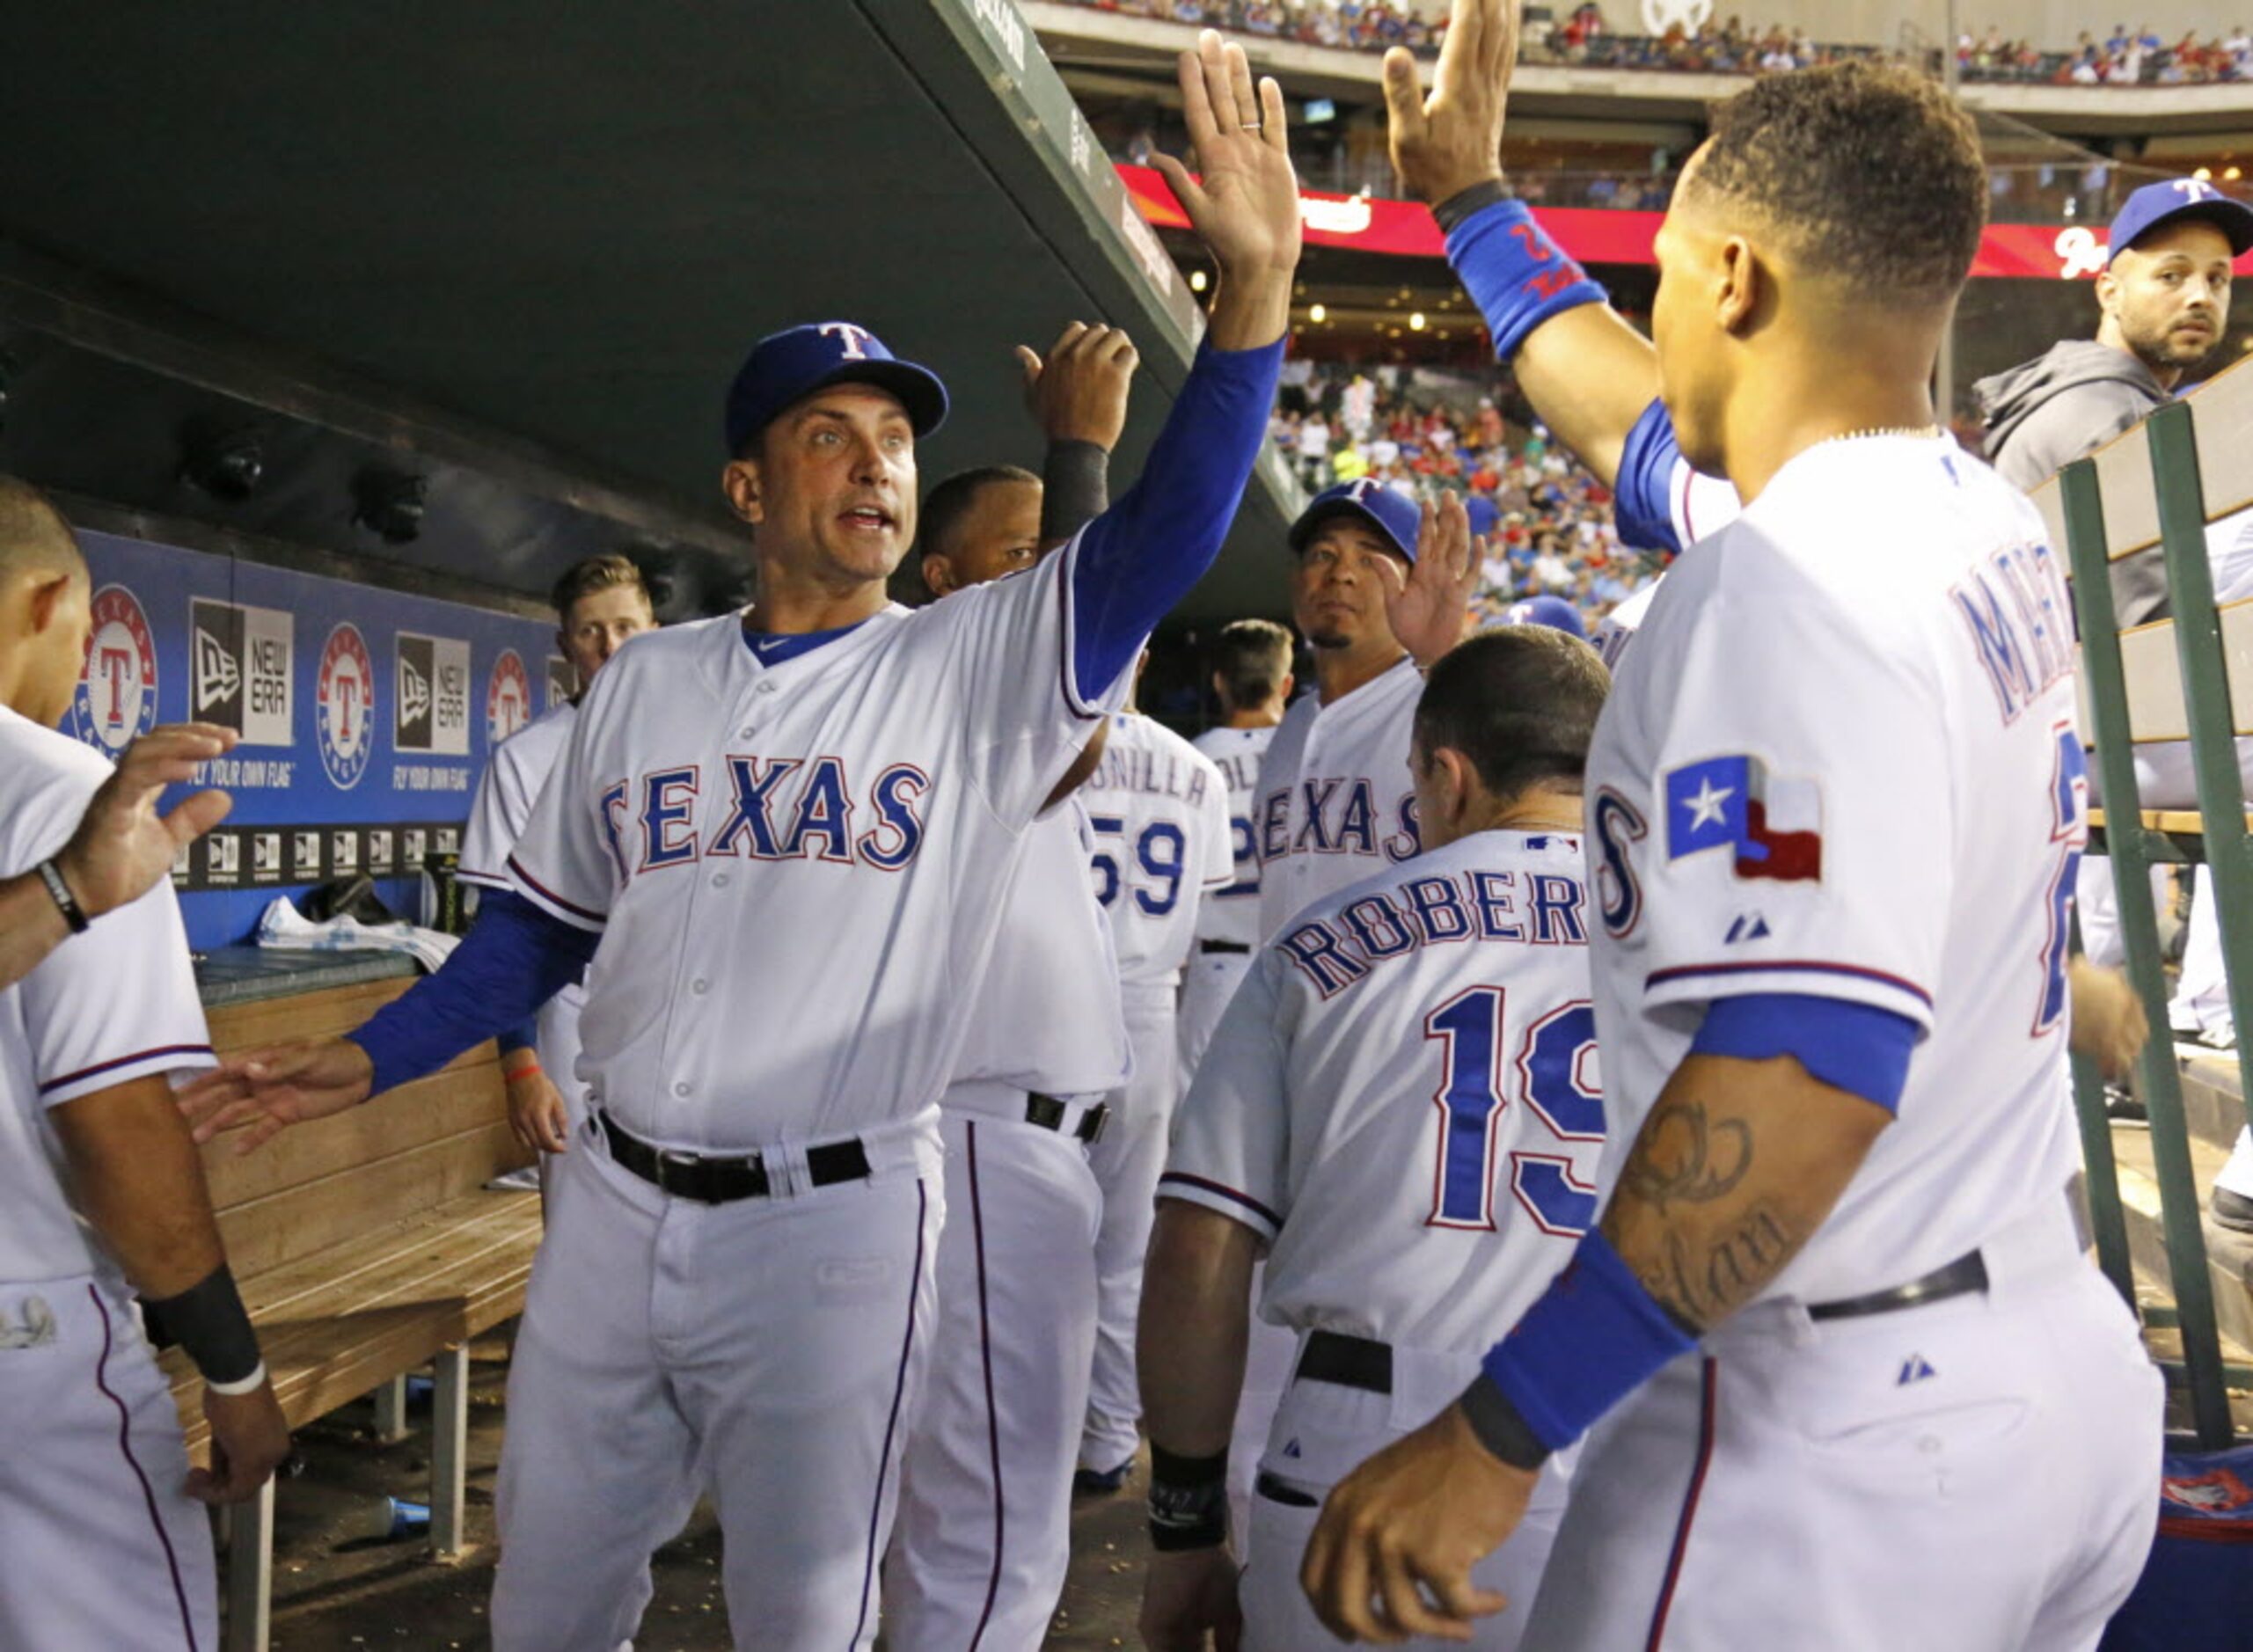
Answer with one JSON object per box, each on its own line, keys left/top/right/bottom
{"left": 2059, "top": 393, "right": 2253, "bottom": 1450}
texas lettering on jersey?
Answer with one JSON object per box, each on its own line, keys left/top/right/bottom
{"left": 1259, "top": 775, "right": 1420, "bottom": 867}
{"left": 598, "top": 755, "right": 929, "bottom": 880}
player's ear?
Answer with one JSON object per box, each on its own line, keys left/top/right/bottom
{"left": 2094, "top": 266, "right": 2123, "bottom": 323}
{"left": 922, "top": 554, "right": 959, "bottom": 598}
{"left": 1434, "top": 746, "right": 1479, "bottom": 831}
{"left": 1715, "top": 236, "right": 1762, "bottom": 337}
{"left": 1278, "top": 670, "right": 1296, "bottom": 702}
{"left": 721, "top": 457, "right": 765, "bottom": 528}
{"left": 25, "top": 573, "right": 71, "bottom": 637}
{"left": 1210, "top": 669, "right": 1229, "bottom": 707}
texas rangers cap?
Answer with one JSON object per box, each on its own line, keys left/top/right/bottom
{"left": 1289, "top": 479, "right": 1422, "bottom": 564}
{"left": 2106, "top": 179, "right": 2253, "bottom": 265}
{"left": 1497, "top": 594, "right": 1588, "bottom": 640}
{"left": 723, "top": 321, "right": 949, "bottom": 456}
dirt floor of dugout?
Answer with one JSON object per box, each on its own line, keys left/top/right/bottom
{"left": 248, "top": 1329, "right": 1150, "bottom": 1649}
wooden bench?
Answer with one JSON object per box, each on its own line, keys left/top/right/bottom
{"left": 165, "top": 957, "right": 542, "bottom": 1652}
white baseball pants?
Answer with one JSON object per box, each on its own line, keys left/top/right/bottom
{"left": 1177, "top": 947, "right": 1252, "bottom": 1080}
{"left": 1083, "top": 984, "right": 1183, "bottom": 1474}
{"left": 490, "top": 1117, "right": 942, "bottom": 1651}
{"left": 1236, "top": 1337, "right": 1570, "bottom": 1652}
{"left": 885, "top": 1101, "right": 1103, "bottom": 1651}
{"left": 0, "top": 1276, "right": 216, "bottom": 1652}
{"left": 1523, "top": 1201, "right": 2162, "bottom": 1651}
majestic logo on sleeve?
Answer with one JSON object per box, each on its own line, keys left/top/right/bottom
{"left": 1664, "top": 756, "right": 1822, "bottom": 882}
{"left": 188, "top": 598, "right": 294, "bottom": 743}
{"left": 71, "top": 584, "right": 158, "bottom": 755}
{"left": 488, "top": 649, "right": 533, "bottom": 742}
{"left": 315, "top": 623, "right": 377, "bottom": 789}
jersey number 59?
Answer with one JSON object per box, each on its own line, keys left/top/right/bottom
{"left": 1424, "top": 986, "right": 1601, "bottom": 1235}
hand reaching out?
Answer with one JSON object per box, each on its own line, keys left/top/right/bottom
{"left": 58, "top": 723, "right": 239, "bottom": 918}
{"left": 1379, "top": 493, "right": 1483, "bottom": 669}
{"left": 1016, "top": 323, "right": 1140, "bottom": 452}
{"left": 177, "top": 1037, "right": 377, "bottom": 1154}
{"left": 1384, "top": 0, "right": 1519, "bottom": 207}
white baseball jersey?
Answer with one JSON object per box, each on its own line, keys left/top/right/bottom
{"left": 458, "top": 702, "right": 588, "bottom": 1078}
{"left": 1189, "top": 724, "right": 1277, "bottom": 950}
{"left": 1081, "top": 713, "right": 1233, "bottom": 993}
{"left": 0, "top": 706, "right": 216, "bottom": 1282}
{"left": 1165, "top": 828, "right": 1603, "bottom": 1355}
{"left": 1254, "top": 654, "right": 1423, "bottom": 940}
{"left": 506, "top": 542, "right": 1124, "bottom": 1150}
{"left": 1587, "top": 433, "right": 2084, "bottom": 1305}
{"left": 947, "top": 797, "right": 1129, "bottom": 1098}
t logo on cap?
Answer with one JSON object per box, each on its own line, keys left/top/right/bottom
{"left": 819, "top": 322, "right": 874, "bottom": 362}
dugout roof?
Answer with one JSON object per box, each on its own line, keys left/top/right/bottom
{"left": 0, "top": 0, "right": 1298, "bottom": 621}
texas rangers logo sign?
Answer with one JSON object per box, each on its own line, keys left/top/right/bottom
{"left": 315, "top": 622, "right": 377, "bottom": 789}
{"left": 71, "top": 583, "right": 158, "bottom": 755}
{"left": 1640, "top": 0, "right": 1713, "bottom": 33}
{"left": 487, "top": 648, "right": 533, "bottom": 743}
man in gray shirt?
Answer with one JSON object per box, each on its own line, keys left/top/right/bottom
{"left": 1978, "top": 179, "right": 2253, "bottom": 1226}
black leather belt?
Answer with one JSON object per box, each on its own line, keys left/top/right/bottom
{"left": 1198, "top": 939, "right": 1251, "bottom": 955}
{"left": 1808, "top": 1250, "right": 1987, "bottom": 1322}
{"left": 1026, "top": 1092, "right": 1109, "bottom": 1144}
{"left": 598, "top": 1111, "right": 871, "bottom": 1204}
{"left": 1296, "top": 1329, "right": 1393, "bottom": 1395}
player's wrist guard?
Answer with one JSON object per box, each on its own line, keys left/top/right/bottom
{"left": 1443, "top": 197, "right": 1608, "bottom": 363}
{"left": 1147, "top": 1444, "right": 1228, "bottom": 1553}
{"left": 1479, "top": 1229, "right": 1698, "bottom": 1455}
{"left": 143, "top": 1262, "right": 263, "bottom": 1387}
{"left": 1431, "top": 177, "right": 1510, "bottom": 233}
{"left": 1456, "top": 1374, "right": 1554, "bottom": 1472}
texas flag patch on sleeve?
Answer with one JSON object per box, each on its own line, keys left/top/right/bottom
{"left": 1664, "top": 755, "right": 1823, "bottom": 882}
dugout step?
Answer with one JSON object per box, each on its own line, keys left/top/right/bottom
{"left": 2112, "top": 1126, "right": 2253, "bottom": 1358}
{"left": 2177, "top": 1053, "right": 2253, "bottom": 1158}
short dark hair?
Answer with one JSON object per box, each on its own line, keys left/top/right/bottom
{"left": 552, "top": 553, "right": 655, "bottom": 622}
{"left": 1689, "top": 62, "right": 1986, "bottom": 309}
{"left": 1414, "top": 628, "right": 1610, "bottom": 804}
{"left": 919, "top": 464, "right": 1038, "bottom": 565}
{"left": 1210, "top": 618, "right": 1294, "bottom": 709}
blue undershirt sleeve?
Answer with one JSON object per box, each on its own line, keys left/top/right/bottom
{"left": 1069, "top": 337, "right": 1285, "bottom": 703}
{"left": 1688, "top": 992, "right": 1920, "bottom": 1113}
{"left": 1613, "top": 398, "right": 1686, "bottom": 557}
{"left": 347, "top": 889, "right": 598, "bottom": 1099}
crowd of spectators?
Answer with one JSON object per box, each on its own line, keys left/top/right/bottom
{"left": 1272, "top": 362, "right": 1656, "bottom": 631}
{"left": 1057, "top": 0, "right": 2253, "bottom": 88}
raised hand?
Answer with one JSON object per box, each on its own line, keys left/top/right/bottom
{"left": 178, "top": 1037, "right": 377, "bottom": 1154}
{"left": 1152, "top": 30, "right": 1299, "bottom": 348}
{"left": 1016, "top": 322, "right": 1141, "bottom": 452}
{"left": 1378, "top": 493, "right": 1482, "bottom": 669}
{"left": 58, "top": 723, "right": 239, "bottom": 918}
{"left": 1384, "top": 0, "right": 1518, "bottom": 206}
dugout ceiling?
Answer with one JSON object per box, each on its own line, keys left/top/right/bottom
{"left": 0, "top": 0, "right": 1300, "bottom": 622}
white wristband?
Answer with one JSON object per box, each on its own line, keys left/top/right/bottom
{"left": 206, "top": 1360, "right": 268, "bottom": 1397}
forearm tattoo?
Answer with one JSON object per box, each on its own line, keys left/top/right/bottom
{"left": 1610, "top": 1095, "right": 1806, "bottom": 1331}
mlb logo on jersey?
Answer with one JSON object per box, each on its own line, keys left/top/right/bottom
{"left": 1664, "top": 754, "right": 1822, "bottom": 882}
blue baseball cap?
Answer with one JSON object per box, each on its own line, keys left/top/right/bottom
{"left": 1497, "top": 595, "right": 1588, "bottom": 640}
{"left": 1290, "top": 480, "right": 1422, "bottom": 564}
{"left": 723, "top": 322, "right": 949, "bottom": 456}
{"left": 2107, "top": 179, "right": 2253, "bottom": 265}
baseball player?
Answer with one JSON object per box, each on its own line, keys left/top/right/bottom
{"left": 179, "top": 33, "right": 1301, "bottom": 1650}
{"left": 1386, "top": 0, "right": 2150, "bottom": 1094}
{"left": 1177, "top": 617, "right": 1294, "bottom": 1078}
{"left": 885, "top": 326, "right": 1141, "bottom": 1651}
{"left": 1140, "top": 627, "right": 1609, "bottom": 1652}
{"left": 1075, "top": 695, "right": 1233, "bottom": 1491}
{"left": 1306, "top": 57, "right": 2162, "bottom": 1649}
{"left": 0, "top": 478, "right": 289, "bottom": 1651}
{"left": 457, "top": 553, "right": 658, "bottom": 1167}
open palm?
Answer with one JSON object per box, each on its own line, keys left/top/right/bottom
{"left": 1152, "top": 31, "right": 1301, "bottom": 278}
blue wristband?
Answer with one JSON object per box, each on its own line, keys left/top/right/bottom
{"left": 1481, "top": 1229, "right": 1698, "bottom": 1451}
{"left": 1445, "top": 198, "right": 1610, "bottom": 362}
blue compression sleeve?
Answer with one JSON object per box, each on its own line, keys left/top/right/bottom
{"left": 1069, "top": 337, "right": 1284, "bottom": 704}
{"left": 1443, "top": 198, "right": 1608, "bottom": 363}
{"left": 347, "top": 889, "right": 597, "bottom": 1099}
{"left": 1613, "top": 398, "right": 1686, "bottom": 556}
{"left": 1689, "top": 992, "right": 1920, "bottom": 1113}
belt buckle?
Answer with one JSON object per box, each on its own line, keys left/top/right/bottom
{"left": 655, "top": 1146, "right": 704, "bottom": 1199}
{"left": 1079, "top": 1104, "right": 1110, "bottom": 1146}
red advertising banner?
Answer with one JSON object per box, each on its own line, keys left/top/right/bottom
{"left": 1116, "top": 164, "right": 2253, "bottom": 281}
